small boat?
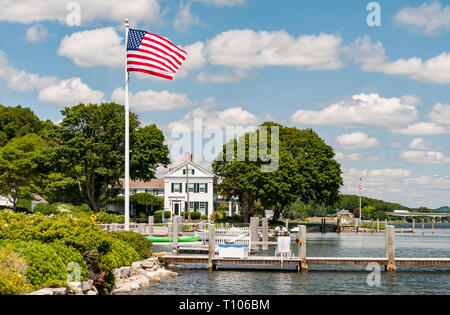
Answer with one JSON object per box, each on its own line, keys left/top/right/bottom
{"left": 145, "top": 235, "right": 201, "bottom": 243}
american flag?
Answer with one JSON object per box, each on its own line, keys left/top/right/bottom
{"left": 127, "top": 29, "right": 187, "bottom": 80}
{"left": 357, "top": 177, "right": 362, "bottom": 192}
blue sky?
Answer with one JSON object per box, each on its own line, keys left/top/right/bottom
{"left": 1, "top": 0, "right": 450, "bottom": 208}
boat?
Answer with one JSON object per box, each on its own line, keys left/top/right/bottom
{"left": 145, "top": 235, "right": 201, "bottom": 243}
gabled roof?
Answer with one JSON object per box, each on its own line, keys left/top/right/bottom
{"left": 120, "top": 178, "right": 164, "bottom": 189}
{"left": 164, "top": 160, "right": 214, "bottom": 178}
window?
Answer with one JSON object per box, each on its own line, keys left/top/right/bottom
{"left": 183, "top": 169, "right": 186, "bottom": 175}
{"left": 173, "top": 183, "right": 182, "bottom": 193}
{"left": 199, "top": 184, "right": 205, "bottom": 193}
{"left": 199, "top": 202, "right": 206, "bottom": 211}
{"left": 152, "top": 189, "right": 159, "bottom": 196}
{"left": 192, "top": 169, "right": 195, "bottom": 175}
{"left": 188, "top": 183, "right": 194, "bottom": 192}
{"left": 189, "top": 202, "right": 194, "bottom": 210}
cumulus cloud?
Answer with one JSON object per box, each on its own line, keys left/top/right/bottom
{"left": 111, "top": 88, "right": 194, "bottom": 112}
{"left": 409, "top": 138, "right": 434, "bottom": 150}
{"left": 174, "top": 2, "right": 204, "bottom": 32}
{"left": 342, "top": 167, "right": 450, "bottom": 208}
{"left": 348, "top": 35, "right": 450, "bottom": 84}
{"left": 429, "top": 103, "right": 450, "bottom": 125}
{"left": 394, "top": 2, "right": 450, "bottom": 36}
{"left": 197, "top": 69, "right": 248, "bottom": 83}
{"left": 391, "top": 122, "right": 449, "bottom": 135}
{"left": 25, "top": 24, "right": 49, "bottom": 43}
{"left": 38, "top": 77, "right": 104, "bottom": 106}
{"left": 58, "top": 27, "right": 124, "bottom": 68}
{"left": 0, "top": 50, "right": 58, "bottom": 91}
{"left": 400, "top": 150, "right": 450, "bottom": 164}
{"left": 0, "top": 0, "right": 162, "bottom": 25}
{"left": 336, "top": 132, "right": 380, "bottom": 150}
{"left": 291, "top": 93, "right": 418, "bottom": 128}
{"left": 205, "top": 29, "right": 343, "bottom": 70}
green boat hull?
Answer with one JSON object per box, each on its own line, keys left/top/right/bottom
{"left": 146, "top": 235, "right": 201, "bottom": 243}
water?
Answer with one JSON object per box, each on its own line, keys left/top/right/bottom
{"left": 132, "top": 225, "right": 450, "bottom": 295}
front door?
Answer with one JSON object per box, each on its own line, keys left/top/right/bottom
{"left": 174, "top": 203, "right": 180, "bottom": 215}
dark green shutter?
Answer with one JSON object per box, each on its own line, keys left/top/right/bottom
{"left": 179, "top": 183, "right": 182, "bottom": 192}
{"left": 194, "top": 202, "right": 199, "bottom": 211}
{"left": 171, "top": 183, "right": 174, "bottom": 193}
{"left": 192, "top": 169, "right": 195, "bottom": 175}
{"left": 205, "top": 202, "right": 208, "bottom": 216}
{"left": 205, "top": 183, "right": 208, "bottom": 193}
{"left": 185, "top": 202, "right": 187, "bottom": 211}
{"left": 183, "top": 169, "right": 186, "bottom": 175}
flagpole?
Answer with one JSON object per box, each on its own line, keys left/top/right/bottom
{"left": 359, "top": 178, "right": 362, "bottom": 227}
{"left": 124, "top": 18, "right": 130, "bottom": 231}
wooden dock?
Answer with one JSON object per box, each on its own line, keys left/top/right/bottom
{"left": 164, "top": 254, "right": 450, "bottom": 270}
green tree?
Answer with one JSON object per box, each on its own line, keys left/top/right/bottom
{"left": 0, "top": 134, "right": 46, "bottom": 211}
{"left": 0, "top": 105, "right": 45, "bottom": 145}
{"left": 362, "top": 205, "right": 376, "bottom": 220}
{"left": 213, "top": 122, "right": 343, "bottom": 222}
{"left": 54, "top": 103, "right": 169, "bottom": 213}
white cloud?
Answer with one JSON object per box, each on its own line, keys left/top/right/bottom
{"left": 341, "top": 167, "right": 450, "bottom": 208}
{"left": 111, "top": 88, "right": 194, "bottom": 112}
{"left": 336, "top": 132, "right": 380, "bottom": 150}
{"left": 58, "top": 27, "right": 124, "bottom": 68}
{"left": 391, "top": 122, "right": 449, "bottom": 135}
{"left": 335, "top": 152, "right": 378, "bottom": 163}
{"left": 348, "top": 35, "right": 450, "bottom": 84}
{"left": 394, "top": 2, "right": 450, "bottom": 36}
{"left": 429, "top": 103, "right": 450, "bottom": 125}
{"left": 401, "top": 94, "right": 423, "bottom": 107}
{"left": 291, "top": 93, "right": 418, "bottom": 128}
{"left": 0, "top": 0, "right": 162, "bottom": 25}
{"left": 168, "top": 106, "right": 260, "bottom": 131}
{"left": 25, "top": 24, "right": 49, "bottom": 43}
{"left": 400, "top": 150, "right": 450, "bottom": 164}
{"left": 205, "top": 29, "right": 343, "bottom": 70}
{"left": 197, "top": 69, "right": 248, "bottom": 83}
{"left": 174, "top": 2, "right": 204, "bottom": 32}
{"left": 38, "top": 77, "right": 104, "bottom": 106}
{"left": 389, "top": 142, "right": 402, "bottom": 149}
{"left": 409, "top": 138, "right": 433, "bottom": 150}
{"left": 0, "top": 50, "right": 58, "bottom": 91}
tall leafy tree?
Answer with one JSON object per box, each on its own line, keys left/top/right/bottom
{"left": 55, "top": 103, "right": 170, "bottom": 213}
{"left": 0, "top": 134, "right": 46, "bottom": 211}
{"left": 213, "top": 122, "right": 343, "bottom": 222}
{"left": 0, "top": 105, "right": 45, "bottom": 145}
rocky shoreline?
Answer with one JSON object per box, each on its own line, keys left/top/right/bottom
{"left": 28, "top": 254, "right": 177, "bottom": 295}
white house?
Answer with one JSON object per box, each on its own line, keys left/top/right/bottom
{"left": 0, "top": 195, "right": 13, "bottom": 208}
{"left": 163, "top": 154, "right": 215, "bottom": 217}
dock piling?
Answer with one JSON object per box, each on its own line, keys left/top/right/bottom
{"left": 250, "top": 217, "right": 259, "bottom": 251}
{"left": 262, "top": 217, "right": 268, "bottom": 251}
{"left": 298, "top": 225, "right": 307, "bottom": 272}
{"left": 412, "top": 217, "right": 415, "bottom": 234}
{"left": 422, "top": 219, "right": 425, "bottom": 236}
{"left": 208, "top": 224, "right": 215, "bottom": 271}
{"left": 173, "top": 217, "right": 179, "bottom": 255}
{"left": 377, "top": 219, "right": 380, "bottom": 232}
{"left": 432, "top": 219, "right": 435, "bottom": 235}
{"left": 386, "top": 225, "right": 396, "bottom": 272}
{"left": 148, "top": 216, "right": 154, "bottom": 235}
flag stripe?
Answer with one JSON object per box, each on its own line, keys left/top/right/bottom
{"left": 127, "top": 54, "right": 176, "bottom": 73}
{"left": 142, "top": 36, "right": 186, "bottom": 61}
{"left": 128, "top": 68, "right": 173, "bottom": 80}
{"left": 127, "top": 29, "right": 186, "bottom": 81}
{"left": 147, "top": 33, "right": 187, "bottom": 55}
{"left": 139, "top": 42, "right": 183, "bottom": 66}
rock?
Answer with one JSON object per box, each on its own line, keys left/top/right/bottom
{"left": 28, "top": 288, "right": 55, "bottom": 295}
{"left": 86, "top": 290, "right": 97, "bottom": 295}
{"left": 156, "top": 268, "right": 177, "bottom": 278}
{"left": 130, "top": 261, "right": 142, "bottom": 275}
{"left": 120, "top": 266, "right": 131, "bottom": 278}
{"left": 68, "top": 281, "right": 82, "bottom": 293}
{"left": 51, "top": 287, "right": 69, "bottom": 295}
{"left": 81, "top": 280, "right": 94, "bottom": 292}
{"left": 141, "top": 260, "right": 156, "bottom": 269}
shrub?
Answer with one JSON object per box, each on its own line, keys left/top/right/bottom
{"left": 110, "top": 231, "right": 152, "bottom": 260}
{"left": 153, "top": 210, "right": 162, "bottom": 218}
{"left": 164, "top": 211, "right": 171, "bottom": 219}
{"left": 231, "top": 214, "right": 243, "bottom": 223}
{"left": 211, "top": 210, "right": 227, "bottom": 222}
{"left": 33, "top": 204, "right": 60, "bottom": 215}
{"left": 96, "top": 211, "right": 124, "bottom": 224}
{"left": 0, "top": 240, "right": 68, "bottom": 288}
{"left": 201, "top": 215, "right": 208, "bottom": 220}
{"left": 190, "top": 212, "right": 201, "bottom": 220}
{"left": 0, "top": 247, "right": 33, "bottom": 295}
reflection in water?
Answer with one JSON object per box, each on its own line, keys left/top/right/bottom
{"left": 132, "top": 228, "right": 450, "bottom": 295}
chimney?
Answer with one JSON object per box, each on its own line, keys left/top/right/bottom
{"left": 184, "top": 152, "right": 193, "bottom": 162}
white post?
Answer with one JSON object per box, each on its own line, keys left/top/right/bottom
{"left": 124, "top": 18, "right": 130, "bottom": 231}
{"left": 228, "top": 201, "right": 232, "bottom": 217}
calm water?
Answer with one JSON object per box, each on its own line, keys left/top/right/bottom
{"left": 132, "top": 224, "right": 450, "bottom": 295}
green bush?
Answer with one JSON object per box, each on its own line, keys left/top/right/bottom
{"left": 96, "top": 211, "right": 124, "bottom": 224}
{"left": 231, "top": 214, "right": 243, "bottom": 223}
{"left": 0, "top": 210, "right": 146, "bottom": 294}
{"left": 0, "top": 247, "right": 33, "bottom": 295}
{"left": 190, "top": 212, "right": 201, "bottom": 220}
{"left": 153, "top": 210, "right": 162, "bottom": 218}
{"left": 33, "top": 204, "right": 60, "bottom": 215}
{"left": 110, "top": 231, "right": 152, "bottom": 260}
{"left": 0, "top": 240, "right": 68, "bottom": 288}
{"left": 201, "top": 215, "right": 208, "bottom": 220}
